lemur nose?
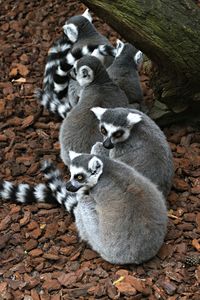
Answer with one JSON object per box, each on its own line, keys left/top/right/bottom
{"left": 103, "top": 138, "right": 114, "bottom": 149}
{"left": 66, "top": 181, "right": 80, "bottom": 192}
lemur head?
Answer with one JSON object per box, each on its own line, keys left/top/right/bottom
{"left": 66, "top": 151, "right": 103, "bottom": 192}
{"left": 63, "top": 9, "right": 93, "bottom": 42}
{"left": 70, "top": 55, "right": 107, "bottom": 87}
{"left": 91, "top": 107, "right": 142, "bottom": 149}
{"left": 115, "top": 39, "right": 143, "bottom": 69}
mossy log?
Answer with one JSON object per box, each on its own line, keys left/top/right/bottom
{"left": 82, "top": 0, "right": 200, "bottom": 125}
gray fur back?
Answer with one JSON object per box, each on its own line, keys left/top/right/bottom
{"left": 108, "top": 108, "right": 173, "bottom": 197}
{"left": 60, "top": 79, "right": 128, "bottom": 165}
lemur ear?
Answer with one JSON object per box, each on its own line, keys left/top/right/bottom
{"left": 115, "top": 39, "right": 124, "bottom": 57}
{"left": 91, "top": 107, "right": 107, "bottom": 120}
{"left": 134, "top": 50, "right": 143, "bottom": 67}
{"left": 82, "top": 8, "right": 92, "bottom": 23}
{"left": 69, "top": 150, "right": 82, "bottom": 161}
{"left": 127, "top": 113, "right": 142, "bottom": 126}
{"left": 116, "top": 39, "right": 124, "bottom": 49}
{"left": 88, "top": 156, "right": 103, "bottom": 176}
{"left": 63, "top": 23, "right": 78, "bottom": 43}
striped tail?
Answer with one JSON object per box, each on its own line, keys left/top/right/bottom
{"left": 0, "top": 162, "right": 77, "bottom": 214}
{"left": 52, "top": 43, "right": 116, "bottom": 93}
{"left": 41, "top": 161, "right": 78, "bottom": 213}
{"left": 43, "top": 34, "right": 74, "bottom": 89}
{"left": 35, "top": 88, "right": 71, "bottom": 119}
{"left": 36, "top": 43, "right": 116, "bottom": 119}
{"left": 0, "top": 181, "right": 58, "bottom": 205}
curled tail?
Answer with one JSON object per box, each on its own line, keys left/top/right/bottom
{"left": 0, "top": 161, "right": 77, "bottom": 214}
{"left": 36, "top": 43, "right": 116, "bottom": 118}
{"left": 41, "top": 161, "right": 77, "bottom": 213}
{"left": 35, "top": 88, "right": 71, "bottom": 119}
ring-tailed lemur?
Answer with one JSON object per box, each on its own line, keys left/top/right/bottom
{"left": 91, "top": 107, "right": 174, "bottom": 197}
{"left": 0, "top": 151, "right": 167, "bottom": 264}
{"left": 64, "top": 151, "right": 167, "bottom": 264}
{"left": 107, "top": 40, "right": 148, "bottom": 112}
{"left": 59, "top": 55, "right": 129, "bottom": 166}
{"left": 36, "top": 9, "right": 116, "bottom": 118}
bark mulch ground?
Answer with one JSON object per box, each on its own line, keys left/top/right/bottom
{"left": 0, "top": 1, "right": 200, "bottom": 299}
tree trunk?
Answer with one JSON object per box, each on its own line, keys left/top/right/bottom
{"left": 82, "top": 0, "right": 200, "bottom": 125}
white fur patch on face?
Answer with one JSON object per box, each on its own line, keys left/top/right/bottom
{"left": 134, "top": 50, "right": 143, "bottom": 67}
{"left": 102, "top": 123, "right": 130, "bottom": 143}
{"left": 70, "top": 166, "right": 86, "bottom": 180}
{"left": 115, "top": 39, "right": 125, "bottom": 57}
{"left": 82, "top": 8, "right": 92, "bottom": 22}
{"left": 16, "top": 184, "right": 29, "bottom": 203}
{"left": 91, "top": 107, "right": 107, "bottom": 120}
{"left": 76, "top": 66, "right": 94, "bottom": 87}
{"left": 63, "top": 24, "right": 78, "bottom": 43}
{"left": 69, "top": 151, "right": 82, "bottom": 161}
{"left": 102, "top": 123, "right": 121, "bottom": 138}
{"left": 127, "top": 113, "right": 142, "bottom": 125}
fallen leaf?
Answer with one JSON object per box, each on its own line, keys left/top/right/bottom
{"left": 115, "top": 282, "right": 137, "bottom": 296}
{"left": 195, "top": 266, "right": 200, "bottom": 283}
{"left": 192, "top": 239, "right": 200, "bottom": 251}
{"left": 113, "top": 275, "right": 125, "bottom": 286}
{"left": 12, "top": 77, "right": 26, "bottom": 83}
{"left": 0, "top": 100, "right": 5, "bottom": 113}
{"left": 40, "top": 223, "right": 46, "bottom": 229}
{"left": 21, "top": 115, "right": 34, "bottom": 129}
{"left": 16, "top": 63, "right": 29, "bottom": 76}
{"left": 9, "top": 67, "right": 18, "bottom": 77}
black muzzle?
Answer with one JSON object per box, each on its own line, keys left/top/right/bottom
{"left": 66, "top": 181, "right": 80, "bottom": 192}
{"left": 103, "top": 138, "right": 114, "bottom": 149}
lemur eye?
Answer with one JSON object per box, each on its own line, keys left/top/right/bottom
{"left": 82, "top": 68, "right": 88, "bottom": 78}
{"left": 113, "top": 130, "right": 124, "bottom": 138}
{"left": 100, "top": 126, "right": 107, "bottom": 135}
{"left": 74, "top": 174, "right": 85, "bottom": 182}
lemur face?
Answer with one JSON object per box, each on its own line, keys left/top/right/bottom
{"left": 91, "top": 107, "right": 142, "bottom": 149}
{"left": 66, "top": 152, "right": 103, "bottom": 192}
{"left": 99, "top": 123, "right": 131, "bottom": 149}
{"left": 75, "top": 65, "right": 94, "bottom": 87}
{"left": 70, "top": 60, "right": 94, "bottom": 86}
{"left": 63, "top": 9, "right": 92, "bottom": 42}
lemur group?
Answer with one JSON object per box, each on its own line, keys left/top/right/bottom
{"left": 0, "top": 9, "right": 174, "bottom": 265}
